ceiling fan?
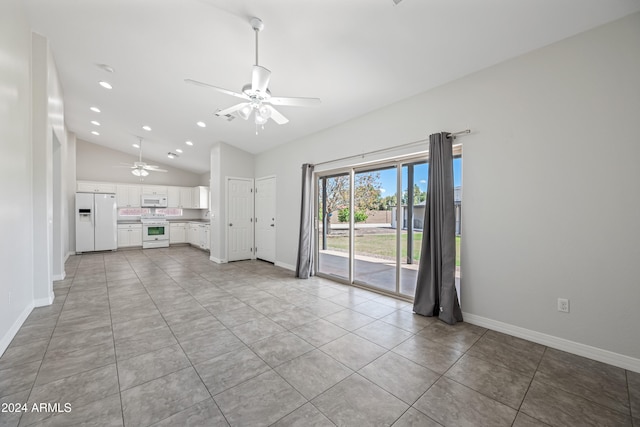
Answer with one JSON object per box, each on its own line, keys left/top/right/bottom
{"left": 185, "top": 17, "right": 320, "bottom": 132}
{"left": 120, "top": 138, "right": 167, "bottom": 178}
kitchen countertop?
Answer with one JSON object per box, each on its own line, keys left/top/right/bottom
{"left": 117, "top": 219, "right": 210, "bottom": 224}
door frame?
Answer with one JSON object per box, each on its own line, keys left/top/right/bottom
{"left": 255, "top": 175, "right": 277, "bottom": 263}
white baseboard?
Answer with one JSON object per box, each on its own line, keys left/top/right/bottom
{"left": 64, "top": 251, "right": 73, "bottom": 262}
{"left": 275, "top": 261, "right": 295, "bottom": 271}
{"left": 463, "top": 312, "right": 640, "bottom": 373}
{"left": 34, "top": 292, "right": 54, "bottom": 308}
{"left": 53, "top": 272, "right": 66, "bottom": 281}
{"left": 210, "top": 256, "right": 227, "bottom": 264}
{"left": 0, "top": 302, "right": 34, "bottom": 357}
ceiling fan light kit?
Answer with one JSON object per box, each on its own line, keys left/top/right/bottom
{"left": 131, "top": 168, "right": 149, "bottom": 177}
{"left": 126, "top": 137, "right": 168, "bottom": 180}
{"left": 185, "top": 17, "right": 320, "bottom": 134}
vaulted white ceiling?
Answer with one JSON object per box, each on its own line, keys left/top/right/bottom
{"left": 23, "top": 0, "right": 640, "bottom": 174}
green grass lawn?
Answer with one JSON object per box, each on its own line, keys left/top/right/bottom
{"left": 325, "top": 232, "right": 461, "bottom": 266}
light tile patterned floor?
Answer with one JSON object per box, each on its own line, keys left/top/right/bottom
{"left": 0, "top": 246, "right": 638, "bottom": 426}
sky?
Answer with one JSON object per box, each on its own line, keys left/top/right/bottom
{"left": 376, "top": 158, "right": 462, "bottom": 197}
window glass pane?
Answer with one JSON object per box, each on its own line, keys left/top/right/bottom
{"left": 454, "top": 155, "right": 462, "bottom": 299}
{"left": 317, "top": 174, "right": 350, "bottom": 280}
{"left": 156, "top": 208, "right": 183, "bottom": 216}
{"left": 399, "top": 162, "right": 428, "bottom": 297}
{"left": 118, "top": 208, "right": 150, "bottom": 216}
{"left": 353, "top": 167, "right": 397, "bottom": 292}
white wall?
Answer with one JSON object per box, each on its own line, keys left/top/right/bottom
{"left": 31, "top": 33, "right": 73, "bottom": 304}
{"left": 0, "top": 0, "right": 35, "bottom": 354}
{"left": 31, "top": 33, "right": 54, "bottom": 305}
{"left": 66, "top": 132, "right": 77, "bottom": 254}
{"left": 210, "top": 142, "right": 254, "bottom": 263}
{"left": 0, "top": 5, "right": 75, "bottom": 355}
{"left": 76, "top": 139, "right": 202, "bottom": 186}
{"left": 255, "top": 13, "right": 640, "bottom": 367}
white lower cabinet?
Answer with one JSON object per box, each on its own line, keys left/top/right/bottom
{"left": 188, "top": 223, "right": 199, "bottom": 245}
{"left": 183, "top": 222, "right": 209, "bottom": 251}
{"left": 169, "top": 223, "right": 186, "bottom": 244}
{"left": 197, "top": 224, "right": 209, "bottom": 250}
{"left": 203, "top": 224, "right": 210, "bottom": 250}
{"left": 117, "top": 224, "right": 142, "bottom": 248}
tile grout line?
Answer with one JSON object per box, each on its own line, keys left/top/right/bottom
{"left": 15, "top": 258, "right": 77, "bottom": 427}
{"left": 132, "top": 248, "right": 232, "bottom": 427}
{"left": 105, "top": 252, "right": 130, "bottom": 427}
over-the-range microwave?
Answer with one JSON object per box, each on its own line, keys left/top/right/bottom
{"left": 141, "top": 194, "right": 168, "bottom": 208}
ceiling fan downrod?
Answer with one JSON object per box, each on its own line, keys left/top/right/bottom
{"left": 251, "top": 17, "right": 264, "bottom": 66}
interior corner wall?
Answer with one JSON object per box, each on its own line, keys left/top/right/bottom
{"left": 255, "top": 12, "right": 640, "bottom": 364}
{"left": 31, "top": 32, "right": 54, "bottom": 306}
{"left": 0, "top": 0, "right": 35, "bottom": 355}
{"left": 209, "top": 142, "right": 254, "bottom": 263}
{"left": 67, "top": 132, "right": 77, "bottom": 254}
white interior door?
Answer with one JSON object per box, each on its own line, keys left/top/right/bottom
{"left": 255, "top": 176, "right": 276, "bottom": 263}
{"left": 227, "top": 178, "right": 254, "bottom": 262}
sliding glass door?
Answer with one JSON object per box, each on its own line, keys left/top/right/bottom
{"left": 315, "top": 152, "right": 462, "bottom": 299}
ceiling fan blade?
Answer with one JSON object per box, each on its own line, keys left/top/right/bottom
{"left": 251, "top": 66, "right": 271, "bottom": 94}
{"left": 142, "top": 165, "right": 168, "bottom": 172}
{"left": 184, "top": 78, "right": 249, "bottom": 100}
{"left": 268, "top": 96, "right": 321, "bottom": 107}
{"left": 266, "top": 105, "right": 289, "bottom": 125}
{"left": 216, "top": 102, "right": 250, "bottom": 117}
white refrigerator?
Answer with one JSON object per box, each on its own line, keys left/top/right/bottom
{"left": 75, "top": 193, "right": 118, "bottom": 253}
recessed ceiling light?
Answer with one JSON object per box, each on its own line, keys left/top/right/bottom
{"left": 90, "top": 107, "right": 101, "bottom": 113}
{"left": 91, "top": 131, "right": 100, "bottom": 136}
{"left": 196, "top": 121, "right": 206, "bottom": 128}
{"left": 99, "top": 81, "right": 112, "bottom": 89}
{"left": 97, "top": 64, "right": 115, "bottom": 73}
{"left": 167, "top": 152, "right": 177, "bottom": 159}
{"left": 91, "top": 120, "right": 100, "bottom": 126}
{"left": 132, "top": 143, "right": 140, "bottom": 148}
{"left": 175, "top": 148, "right": 183, "bottom": 153}
{"left": 142, "top": 125, "right": 151, "bottom": 131}
{"left": 185, "top": 140, "right": 193, "bottom": 146}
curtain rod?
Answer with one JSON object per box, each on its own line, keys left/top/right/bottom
{"left": 312, "top": 129, "right": 470, "bottom": 167}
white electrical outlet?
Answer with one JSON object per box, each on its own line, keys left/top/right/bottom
{"left": 557, "top": 298, "right": 569, "bottom": 313}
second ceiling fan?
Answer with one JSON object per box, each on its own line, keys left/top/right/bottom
{"left": 185, "top": 17, "right": 320, "bottom": 131}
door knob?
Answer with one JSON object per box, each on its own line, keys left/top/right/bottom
{"left": 229, "top": 223, "right": 233, "bottom": 226}
{"left": 270, "top": 224, "right": 275, "bottom": 227}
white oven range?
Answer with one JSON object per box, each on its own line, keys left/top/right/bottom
{"left": 140, "top": 214, "right": 169, "bottom": 249}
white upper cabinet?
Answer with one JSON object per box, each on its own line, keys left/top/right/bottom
{"left": 167, "top": 186, "right": 180, "bottom": 208}
{"left": 77, "top": 181, "right": 117, "bottom": 193}
{"left": 141, "top": 185, "right": 167, "bottom": 196}
{"left": 168, "top": 186, "right": 194, "bottom": 208}
{"left": 116, "top": 184, "right": 141, "bottom": 207}
{"left": 192, "top": 186, "right": 209, "bottom": 209}
{"left": 78, "top": 181, "right": 208, "bottom": 209}
{"left": 180, "top": 187, "right": 194, "bottom": 208}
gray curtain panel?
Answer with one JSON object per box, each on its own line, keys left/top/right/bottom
{"left": 413, "top": 132, "right": 463, "bottom": 324}
{"left": 296, "top": 163, "right": 315, "bottom": 278}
